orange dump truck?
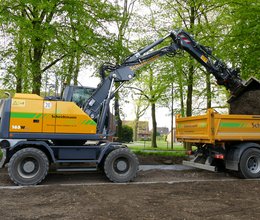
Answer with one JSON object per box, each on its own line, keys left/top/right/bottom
{"left": 176, "top": 109, "right": 260, "bottom": 178}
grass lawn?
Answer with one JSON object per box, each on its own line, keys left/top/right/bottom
{"left": 127, "top": 140, "right": 188, "bottom": 156}
{"left": 127, "top": 140, "right": 184, "bottom": 150}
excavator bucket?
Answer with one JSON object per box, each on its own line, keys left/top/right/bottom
{"left": 228, "top": 77, "right": 260, "bottom": 115}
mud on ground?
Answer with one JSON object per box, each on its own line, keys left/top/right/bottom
{"left": 1, "top": 165, "right": 260, "bottom": 219}
{"left": 0, "top": 178, "right": 260, "bottom": 220}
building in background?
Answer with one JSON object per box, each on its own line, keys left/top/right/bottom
{"left": 123, "top": 120, "right": 151, "bottom": 140}
{"left": 157, "top": 127, "right": 169, "bottom": 136}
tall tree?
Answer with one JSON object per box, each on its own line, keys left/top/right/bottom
{"left": 109, "top": 0, "right": 137, "bottom": 140}
{"left": 0, "top": 0, "right": 119, "bottom": 94}
{"left": 132, "top": 94, "right": 149, "bottom": 141}
{"left": 218, "top": 0, "right": 260, "bottom": 78}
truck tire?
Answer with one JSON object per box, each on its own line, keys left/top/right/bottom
{"left": 8, "top": 148, "right": 49, "bottom": 186}
{"left": 239, "top": 148, "right": 260, "bottom": 179}
{"left": 104, "top": 148, "right": 139, "bottom": 183}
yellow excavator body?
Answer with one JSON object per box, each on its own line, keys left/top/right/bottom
{"left": 9, "top": 93, "right": 96, "bottom": 134}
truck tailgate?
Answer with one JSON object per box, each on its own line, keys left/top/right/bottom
{"left": 176, "top": 109, "right": 260, "bottom": 144}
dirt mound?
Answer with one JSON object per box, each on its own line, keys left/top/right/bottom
{"left": 229, "top": 77, "right": 260, "bottom": 115}
{"left": 229, "top": 89, "right": 260, "bottom": 115}
{"left": 137, "top": 155, "right": 185, "bottom": 165}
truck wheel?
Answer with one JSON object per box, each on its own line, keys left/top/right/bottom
{"left": 8, "top": 148, "right": 49, "bottom": 186}
{"left": 104, "top": 148, "right": 139, "bottom": 183}
{"left": 239, "top": 148, "right": 260, "bottom": 179}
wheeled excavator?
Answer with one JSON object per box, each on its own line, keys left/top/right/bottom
{"left": 0, "top": 29, "right": 258, "bottom": 185}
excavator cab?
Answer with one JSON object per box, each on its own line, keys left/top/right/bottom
{"left": 44, "top": 84, "right": 96, "bottom": 108}
{"left": 62, "top": 85, "right": 96, "bottom": 108}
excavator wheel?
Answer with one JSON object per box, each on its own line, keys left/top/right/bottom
{"left": 8, "top": 148, "right": 49, "bottom": 186}
{"left": 104, "top": 147, "right": 139, "bottom": 183}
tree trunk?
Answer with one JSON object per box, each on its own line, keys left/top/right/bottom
{"left": 73, "top": 52, "right": 80, "bottom": 85}
{"left": 31, "top": 47, "right": 42, "bottom": 95}
{"left": 186, "top": 62, "right": 194, "bottom": 117}
{"left": 206, "top": 72, "right": 211, "bottom": 109}
{"left": 134, "top": 119, "right": 139, "bottom": 141}
{"left": 178, "top": 70, "right": 185, "bottom": 117}
{"left": 16, "top": 77, "right": 22, "bottom": 93}
{"left": 185, "top": 5, "right": 195, "bottom": 150}
{"left": 31, "top": 19, "right": 43, "bottom": 95}
{"left": 114, "top": 87, "right": 122, "bottom": 140}
{"left": 114, "top": 0, "right": 135, "bottom": 140}
{"left": 171, "top": 82, "right": 174, "bottom": 149}
{"left": 151, "top": 102, "right": 157, "bottom": 148}
{"left": 15, "top": 29, "right": 24, "bottom": 93}
{"left": 66, "top": 55, "right": 75, "bottom": 85}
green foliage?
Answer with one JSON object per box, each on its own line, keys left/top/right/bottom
{"left": 0, "top": 0, "right": 120, "bottom": 93}
{"left": 218, "top": 0, "right": 260, "bottom": 78}
{"left": 119, "top": 125, "right": 133, "bottom": 143}
{"left": 132, "top": 150, "right": 186, "bottom": 157}
{"left": 128, "top": 141, "right": 183, "bottom": 150}
{"left": 139, "top": 0, "right": 259, "bottom": 117}
{"left": 0, "top": 0, "right": 258, "bottom": 134}
{"left": 128, "top": 140, "right": 186, "bottom": 156}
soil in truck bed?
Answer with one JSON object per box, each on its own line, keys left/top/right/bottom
{"left": 229, "top": 89, "right": 260, "bottom": 115}
{"left": 229, "top": 77, "right": 260, "bottom": 115}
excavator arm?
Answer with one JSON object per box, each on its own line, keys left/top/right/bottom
{"left": 84, "top": 29, "right": 246, "bottom": 134}
{"left": 170, "top": 29, "right": 244, "bottom": 94}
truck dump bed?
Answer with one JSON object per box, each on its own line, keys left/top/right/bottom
{"left": 176, "top": 109, "right": 260, "bottom": 144}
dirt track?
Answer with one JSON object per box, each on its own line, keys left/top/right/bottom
{"left": 0, "top": 168, "right": 260, "bottom": 220}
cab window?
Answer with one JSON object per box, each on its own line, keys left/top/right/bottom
{"left": 71, "top": 87, "right": 95, "bottom": 107}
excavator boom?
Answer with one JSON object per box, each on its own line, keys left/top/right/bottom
{"left": 84, "top": 28, "right": 259, "bottom": 134}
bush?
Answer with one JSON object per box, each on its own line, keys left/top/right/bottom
{"left": 119, "top": 125, "right": 133, "bottom": 143}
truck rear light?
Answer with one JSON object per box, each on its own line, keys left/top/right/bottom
{"left": 214, "top": 154, "right": 224, "bottom": 159}
{"left": 187, "top": 150, "right": 193, "bottom": 155}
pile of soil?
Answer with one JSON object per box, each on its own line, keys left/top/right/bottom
{"left": 137, "top": 155, "right": 185, "bottom": 165}
{"left": 229, "top": 90, "right": 260, "bottom": 115}
{"left": 229, "top": 77, "right": 260, "bottom": 115}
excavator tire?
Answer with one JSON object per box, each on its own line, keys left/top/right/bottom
{"left": 104, "top": 148, "right": 139, "bottom": 183}
{"left": 8, "top": 148, "right": 49, "bottom": 186}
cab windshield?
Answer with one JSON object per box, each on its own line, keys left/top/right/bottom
{"left": 71, "top": 87, "right": 95, "bottom": 107}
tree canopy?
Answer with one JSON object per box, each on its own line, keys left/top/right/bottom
{"left": 0, "top": 0, "right": 258, "bottom": 147}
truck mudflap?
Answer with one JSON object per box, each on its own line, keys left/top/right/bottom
{"left": 0, "top": 148, "right": 6, "bottom": 168}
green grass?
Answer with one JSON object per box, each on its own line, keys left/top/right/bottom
{"left": 127, "top": 140, "right": 184, "bottom": 151}
{"left": 0, "top": 149, "right": 3, "bottom": 160}
{"left": 127, "top": 140, "right": 187, "bottom": 157}
{"left": 132, "top": 149, "right": 186, "bottom": 157}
